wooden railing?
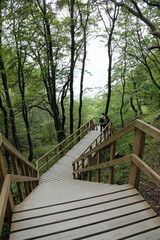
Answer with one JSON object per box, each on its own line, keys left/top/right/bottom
{"left": 35, "top": 119, "right": 97, "bottom": 177}
{"left": 73, "top": 121, "right": 113, "bottom": 177}
{"left": 0, "top": 134, "right": 39, "bottom": 235}
{"left": 72, "top": 119, "right": 160, "bottom": 189}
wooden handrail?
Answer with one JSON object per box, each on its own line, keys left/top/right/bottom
{"left": 72, "top": 121, "right": 113, "bottom": 165}
{"left": 73, "top": 155, "right": 132, "bottom": 174}
{"left": 35, "top": 119, "right": 97, "bottom": 176}
{"left": 135, "top": 119, "right": 160, "bottom": 140}
{"left": 0, "top": 134, "right": 39, "bottom": 235}
{"left": 0, "top": 173, "right": 38, "bottom": 235}
{"left": 0, "top": 134, "right": 37, "bottom": 171}
{"left": 72, "top": 119, "right": 160, "bottom": 189}
{"left": 131, "top": 154, "right": 160, "bottom": 188}
{"left": 0, "top": 174, "right": 11, "bottom": 235}
{"left": 72, "top": 120, "right": 135, "bottom": 165}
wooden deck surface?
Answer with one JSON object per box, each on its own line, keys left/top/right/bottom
{"left": 9, "top": 130, "right": 160, "bottom": 240}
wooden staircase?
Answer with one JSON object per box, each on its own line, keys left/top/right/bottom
{"left": 9, "top": 182, "right": 160, "bottom": 239}
{"left": 0, "top": 119, "right": 160, "bottom": 239}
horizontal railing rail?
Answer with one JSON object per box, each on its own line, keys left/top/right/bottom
{"left": 72, "top": 121, "right": 113, "bottom": 173}
{"left": 72, "top": 119, "right": 160, "bottom": 189}
{"left": 35, "top": 119, "right": 97, "bottom": 176}
{"left": 82, "top": 121, "right": 113, "bottom": 156}
{"left": 0, "top": 134, "right": 39, "bottom": 235}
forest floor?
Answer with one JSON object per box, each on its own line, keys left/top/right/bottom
{"left": 139, "top": 161, "right": 160, "bottom": 216}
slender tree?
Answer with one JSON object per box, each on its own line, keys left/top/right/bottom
{"left": 69, "top": 0, "right": 75, "bottom": 134}
{"left": 0, "top": 0, "right": 20, "bottom": 151}
{"left": 10, "top": 1, "right": 33, "bottom": 161}
{"left": 77, "top": 0, "right": 90, "bottom": 129}
{"left": 96, "top": 1, "right": 119, "bottom": 115}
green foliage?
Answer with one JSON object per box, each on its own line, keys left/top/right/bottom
{"left": 1, "top": 220, "right": 10, "bottom": 240}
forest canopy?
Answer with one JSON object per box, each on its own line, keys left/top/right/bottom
{"left": 0, "top": 0, "right": 159, "bottom": 162}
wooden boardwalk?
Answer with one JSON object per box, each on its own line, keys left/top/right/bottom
{"left": 9, "top": 130, "right": 160, "bottom": 240}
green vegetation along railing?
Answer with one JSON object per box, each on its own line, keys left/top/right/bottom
{"left": 0, "top": 134, "right": 39, "bottom": 235}
{"left": 35, "top": 119, "right": 97, "bottom": 177}
{"left": 72, "top": 119, "right": 160, "bottom": 189}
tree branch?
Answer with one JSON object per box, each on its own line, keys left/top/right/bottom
{"left": 110, "top": 0, "right": 160, "bottom": 38}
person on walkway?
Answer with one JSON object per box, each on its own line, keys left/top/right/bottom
{"left": 99, "top": 113, "right": 105, "bottom": 132}
{"left": 105, "top": 115, "right": 110, "bottom": 128}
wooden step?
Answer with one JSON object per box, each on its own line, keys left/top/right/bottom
{"left": 9, "top": 130, "right": 160, "bottom": 240}
{"left": 10, "top": 182, "right": 160, "bottom": 240}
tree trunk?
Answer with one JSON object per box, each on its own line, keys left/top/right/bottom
{"left": 77, "top": 1, "right": 89, "bottom": 129}
{"left": 130, "top": 95, "right": 138, "bottom": 115}
{"left": 13, "top": 14, "right": 33, "bottom": 161}
{"left": 69, "top": 0, "right": 75, "bottom": 134}
{"left": 42, "top": 0, "right": 65, "bottom": 143}
{"left": 103, "top": 5, "right": 119, "bottom": 115}
{"left": 0, "top": 93, "right": 10, "bottom": 171}
{"left": 0, "top": 0, "right": 20, "bottom": 151}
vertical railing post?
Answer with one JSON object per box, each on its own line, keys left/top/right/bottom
{"left": 21, "top": 162, "right": 29, "bottom": 197}
{"left": 73, "top": 163, "right": 75, "bottom": 179}
{"left": 11, "top": 155, "right": 24, "bottom": 202}
{"left": 104, "top": 128, "right": 107, "bottom": 140}
{"left": 100, "top": 132, "right": 102, "bottom": 143}
{"left": 87, "top": 155, "right": 92, "bottom": 181}
{"left": 96, "top": 150, "right": 101, "bottom": 182}
{"left": 129, "top": 128, "right": 146, "bottom": 189}
{"left": 87, "top": 122, "right": 89, "bottom": 132}
{"left": 26, "top": 166, "right": 32, "bottom": 193}
{"left": 81, "top": 159, "right": 84, "bottom": 180}
{"left": 70, "top": 135, "right": 73, "bottom": 149}
{"left": 92, "top": 119, "right": 96, "bottom": 130}
{"left": 55, "top": 148, "right": 57, "bottom": 162}
{"left": 109, "top": 141, "right": 116, "bottom": 184}
{"left": 62, "top": 141, "right": 65, "bottom": 155}
{"left": 77, "top": 161, "right": 80, "bottom": 179}
{"left": 46, "top": 155, "right": 49, "bottom": 170}
{"left": 76, "top": 131, "right": 79, "bottom": 143}
{"left": 34, "top": 169, "right": 39, "bottom": 187}
{"left": 30, "top": 168, "right": 35, "bottom": 189}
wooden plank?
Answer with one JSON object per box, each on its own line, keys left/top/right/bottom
{"left": 10, "top": 208, "right": 158, "bottom": 239}
{"left": 21, "top": 163, "right": 29, "bottom": 196}
{"left": 1, "top": 135, "right": 37, "bottom": 171}
{"left": 83, "top": 217, "right": 160, "bottom": 240}
{"left": 128, "top": 228, "right": 160, "bottom": 240}
{"left": 72, "top": 121, "right": 135, "bottom": 165}
{"left": 11, "top": 199, "right": 150, "bottom": 233}
{"left": 0, "top": 149, "right": 14, "bottom": 218}
{"left": 135, "top": 119, "right": 160, "bottom": 141}
{"left": 73, "top": 155, "right": 132, "bottom": 174}
{"left": 36, "top": 120, "right": 96, "bottom": 164}
{"left": 129, "top": 128, "right": 146, "bottom": 188}
{"left": 8, "top": 126, "right": 160, "bottom": 240}
{"left": 11, "top": 155, "right": 24, "bottom": 202}
{"left": 10, "top": 174, "right": 39, "bottom": 183}
{"left": 13, "top": 183, "right": 133, "bottom": 213}
{"left": 96, "top": 150, "right": 101, "bottom": 182}
{"left": 132, "top": 154, "right": 160, "bottom": 187}
{"left": 0, "top": 174, "right": 11, "bottom": 234}
{"left": 0, "top": 148, "right": 7, "bottom": 177}
{"left": 109, "top": 141, "right": 116, "bottom": 184}
{"left": 11, "top": 188, "right": 140, "bottom": 221}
